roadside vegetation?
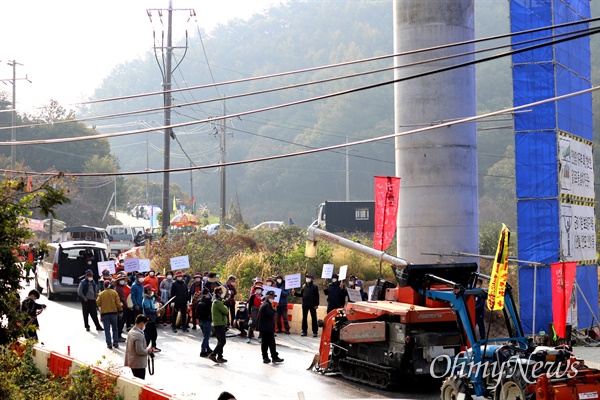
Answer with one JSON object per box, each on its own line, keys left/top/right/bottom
{"left": 0, "top": 342, "right": 123, "bottom": 400}
{"left": 146, "top": 226, "right": 397, "bottom": 300}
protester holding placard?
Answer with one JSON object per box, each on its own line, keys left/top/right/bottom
{"left": 159, "top": 272, "right": 174, "bottom": 326}
{"left": 114, "top": 272, "right": 130, "bottom": 338}
{"left": 292, "top": 273, "right": 319, "bottom": 337}
{"left": 170, "top": 272, "right": 189, "bottom": 333}
{"left": 274, "top": 274, "right": 290, "bottom": 334}
{"left": 323, "top": 273, "right": 346, "bottom": 313}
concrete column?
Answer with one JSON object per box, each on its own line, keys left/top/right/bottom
{"left": 393, "top": 0, "right": 478, "bottom": 263}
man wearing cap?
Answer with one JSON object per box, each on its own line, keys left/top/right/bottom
{"left": 96, "top": 278, "right": 123, "bottom": 349}
{"left": 258, "top": 290, "right": 284, "bottom": 364}
{"left": 209, "top": 286, "right": 229, "bottom": 363}
{"left": 347, "top": 275, "right": 366, "bottom": 303}
{"left": 293, "top": 273, "right": 319, "bottom": 337}
{"left": 171, "top": 271, "right": 189, "bottom": 333}
{"left": 232, "top": 301, "right": 249, "bottom": 337}
{"left": 324, "top": 273, "right": 347, "bottom": 313}
{"left": 124, "top": 314, "right": 154, "bottom": 380}
{"left": 77, "top": 269, "right": 104, "bottom": 332}
{"left": 189, "top": 273, "right": 204, "bottom": 330}
{"left": 275, "top": 274, "right": 290, "bottom": 334}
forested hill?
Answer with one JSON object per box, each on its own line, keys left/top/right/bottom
{"left": 86, "top": 0, "right": 598, "bottom": 227}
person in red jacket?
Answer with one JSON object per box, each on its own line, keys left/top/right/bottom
{"left": 143, "top": 270, "right": 159, "bottom": 293}
{"left": 246, "top": 282, "right": 263, "bottom": 342}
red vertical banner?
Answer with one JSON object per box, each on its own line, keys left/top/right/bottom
{"left": 551, "top": 261, "right": 577, "bottom": 338}
{"left": 373, "top": 176, "right": 400, "bottom": 251}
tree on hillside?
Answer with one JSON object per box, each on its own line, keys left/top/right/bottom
{"left": 15, "top": 100, "right": 111, "bottom": 173}
{"left": 55, "top": 155, "right": 120, "bottom": 227}
{"left": 0, "top": 175, "right": 68, "bottom": 344}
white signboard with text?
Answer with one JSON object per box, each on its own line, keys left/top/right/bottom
{"left": 170, "top": 255, "right": 190, "bottom": 271}
{"left": 321, "top": 264, "right": 334, "bottom": 279}
{"left": 124, "top": 258, "right": 140, "bottom": 273}
{"left": 97, "top": 260, "right": 115, "bottom": 275}
{"left": 560, "top": 202, "right": 596, "bottom": 262}
{"left": 347, "top": 288, "right": 362, "bottom": 302}
{"left": 139, "top": 259, "right": 151, "bottom": 272}
{"left": 285, "top": 273, "right": 301, "bottom": 289}
{"left": 338, "top": 265, "right": 348, "bottom": 280}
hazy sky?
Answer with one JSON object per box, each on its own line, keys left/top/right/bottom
{"left": 0, "top": 0, "right": 284, "bottom": 112}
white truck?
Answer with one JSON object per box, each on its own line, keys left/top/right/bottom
{"left": 105, "top": 225, "right": 136, "bottom": 256}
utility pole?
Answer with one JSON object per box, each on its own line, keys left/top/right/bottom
{"left": 147, "top": 1, "right": 194, "bottom": 238}
{"left": 219, "top": 100, "right": 227, "bottom": 226}
{"left": 189, "top": 161, "right": 194, "bottom": 213}
{"left": 161, "top": 1, "right": 173, "bottom": 239}
{"left": 2, "top": 60, "right": 30, "bottom": 170}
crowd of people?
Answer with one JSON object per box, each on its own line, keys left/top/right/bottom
{"left": 22, "top": 255, "right": 371, "bottom": 379}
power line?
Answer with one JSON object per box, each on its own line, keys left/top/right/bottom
{"left": 1, "top": 86, "right": 596, "bottom": 178}
{"left": 1, "top": 15, "right": 597, "bottom": 120}
{"left": 1, "top": 24, "right": 598, "bottom": 147}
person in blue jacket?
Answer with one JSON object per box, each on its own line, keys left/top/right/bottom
{"left": 130, "top": 272, "right": 145, "bottom": 319}
{"left": 274, "top": 274, "right": 290, "bottom": 334}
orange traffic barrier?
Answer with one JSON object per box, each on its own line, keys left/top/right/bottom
{"left": 140, "top": 385, "right": 173, "bottom": 400}
{"left": 47, "top": 352, "right": 73, "bottom": 378}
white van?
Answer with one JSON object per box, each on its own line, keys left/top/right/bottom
{"left": 61, "top": 226, "right": 112, "bottom": 255}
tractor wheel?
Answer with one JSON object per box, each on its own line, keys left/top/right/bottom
{"left": 496, "top": 373, "right": 533, "bottom": 400}
{"left": 440, "top": 375, "right": 472, "bottom": 400}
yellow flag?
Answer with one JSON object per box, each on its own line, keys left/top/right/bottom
{"left": 487, "top": 224, "right": 510, "bottom": 311}
{"left": 173, "top": 196, "right": 177, "bottom": 212}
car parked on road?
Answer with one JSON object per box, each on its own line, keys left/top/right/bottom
{"left": 200, "top": 223, "right": 237, "bottom": 235}
{"left": 251, "top": 221, "right": 284, "bottom": 231}
{"left": 142, "top": 205, "right": 161, "bottom": 220}
{"left": 35, "top": 241, "right": 109, "bottom": 300}
{"left": 106, "top": 225, "right": 135, "bottom": 256}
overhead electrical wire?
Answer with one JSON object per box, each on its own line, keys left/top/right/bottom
{"left": 15, "top": 16, "right": 600, "bottom": 114}
{"left": 0, "top": 15, "right": 597, "bottom": 122}
{"left": 2, "top": 86, "right": 597, "bottom": 178}
{"left": 1, "top": 22, "right": 596, "bottom": 135}
{"left": 1, "top": 23, "right": 598, "bottom": 148}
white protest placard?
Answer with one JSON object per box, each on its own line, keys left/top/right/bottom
{"left": 139, "top": 259, "right": 151, "bottom": 273}
{"left": 124, "top": 258, "right": 140, "bottom": 273}
{"left": 347, "top": 287, "right": 362, "bottom": 302}
{"left": 321, "top": 264, "right": 334, "bottom": 279}
{"left": 285, "top": 273, "right": 301, "bottom": 289}
{"left": 368, "top": 285, "right": 375, "bottom": 301}
{"left": 338, "top": 265, "right": 348, "bottom": 280}
{"left": 97, "top": 260, "right": 115, "bottom": 275}
{"left": 170, "top": 255, "right": 190, "bottom": 271}
{"left": 265, "top": 285, "right": 282, "bottom": 303}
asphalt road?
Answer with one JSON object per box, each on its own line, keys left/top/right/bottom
{"left": 27, "top": 290, "right": 440, "bottom": 400}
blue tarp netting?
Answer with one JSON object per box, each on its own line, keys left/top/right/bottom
{"left": 511, "top": 0, "right": 596, "bottom": 332}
